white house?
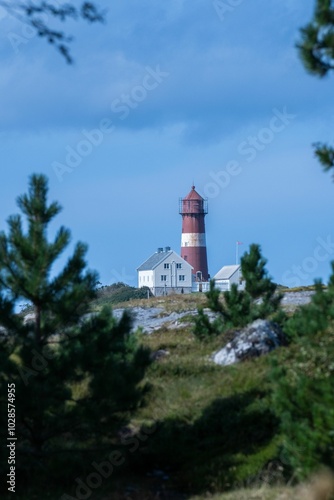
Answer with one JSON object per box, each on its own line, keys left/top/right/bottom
{"left": 137, "top": 247, "right": 193, "bottom": 296}
{"left": 213, "top": 265, "right": 245, "bottom": 291}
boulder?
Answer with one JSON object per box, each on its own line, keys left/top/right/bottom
{"left": 150, "top": 349, "right": 170, "bottom": 361}
{"left": 212, "top": 319, "right": 286, "bottom": 366}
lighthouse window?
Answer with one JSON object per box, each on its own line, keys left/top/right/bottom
{"left": 164, "top": 263, "right": 170, "bottom": 269}
{"left": 176, "top": 263, "right": 182, "bottom": 269}
{"left": 179, "top": 275, "right": 185, "bottom": 281}
{"left": 161, "top": 275, "right": 167, "bottom": 281}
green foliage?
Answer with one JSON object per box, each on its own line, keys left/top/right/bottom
{"left": 194, "top": 244, "right": 282, "bottom": 340}
{"left": 223, "top": 283, "right": 253, "bottom": 326}
{"left": 92, "top": 282, "right": 152, "bottom": 309}
{"left": 298, "top": 0, "right": 334, "bottom": 180}
{"left": 0, "top": 1, "right": 105, "bottom": 63}
{"left": 0, "top": 175, "right": 151, "bottom": 490}
{"left": 271, "top": 342, "right": 334, "bottom": 479}
{"left": 242, "top": 244, "right": 275, "bottom": 299}
{"left": 298, "top": 0, "right": 334, "bottom": 78}
{"left": 109, "top": 284, "right": 151, "bottom": 304}
{"left": 136, "top": 323, "right": 281, "bottom": 494}
{"left": 285, "top": 267, "right": 334, "bottom": 341}
{"left": 314, "top": 141, "right": 334, "bottom": 180}
{"left": 193, "top": 304, "right": 219, "bottom": 341}
{"left": 271, "top": 263, "right": 334, "bottom": 478}
{"left": 241, "top": 244, "right": 283, "bottom": 320}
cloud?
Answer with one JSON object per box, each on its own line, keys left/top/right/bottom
{"left": 0, "top": 0, "right": 330, "bottom": 146}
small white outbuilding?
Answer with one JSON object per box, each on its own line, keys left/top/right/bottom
{"left": 137, "top": 247, "right": 193, "bottom": 296}
{"left": 213, "top": 265, "right": 244, "bottom": 291}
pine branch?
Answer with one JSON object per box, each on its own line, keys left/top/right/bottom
{"left": 298, "top": 0, "right": 334, "bottom": 77}
{"left": 314, "top": 142, "right": 334, "bottom": 179}
{"left": 0, "top": 1, "right": 106, "bottom": 63}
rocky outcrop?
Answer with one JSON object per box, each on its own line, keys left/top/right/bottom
{"left": 212, "top": 319, "right": 287, "bottom": 366}
{"left": 111, "top": 292, "right": 312, "bottom": 334}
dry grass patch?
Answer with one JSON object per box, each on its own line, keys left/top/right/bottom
{"left": 189, "top": 469, "right": 334, "bottom": 500}
{"left": 108, "top": 292, "right": 208, "bottom": 312}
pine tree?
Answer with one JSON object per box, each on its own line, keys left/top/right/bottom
{"left": 223, "top": 283, "right": 253, "bottom": 327}
{"left": 298, "top": 0, "right": 334, "bottom": 180}
{"left": 193, "top": 244, "right": 282, "bottom": 340}
{"left": 0, "top": 175, "right": 150, "bottom": 486}
{"left": 241, "top": 244, "right": 282, "bottom": 319}
{"left": 271, "top": 263, "right": 334, "bottom": 477}
{"left": 298, "top": 0, "right": 334, "bottom": 78}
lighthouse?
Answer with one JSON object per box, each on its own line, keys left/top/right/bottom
{"left": 179, "top": 186, "right": 209, "bottom": 281}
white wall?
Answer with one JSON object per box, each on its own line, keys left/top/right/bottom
{"left": 154, "top": 251, "right": 192, "bottom": 289}
{"left": 138, "top": 251, "right": 193, "bottom": 295}
{"left": 215, "top": 271, "right": 241, "bottom": 291}
{"left": 138, "top": 270, "right": 154, "bottom": 288}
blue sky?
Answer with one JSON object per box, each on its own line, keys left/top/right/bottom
{"left": 1, "top": 0, "right": 334, "bottom": 288}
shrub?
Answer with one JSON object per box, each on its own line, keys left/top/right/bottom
{"left": 193, "top": 244, "right": 283, "bottom": 340}
{"left": 271, "top": 262, "right": 334, "bottom": 479}
{"left": 94, "top": 283, "right": 152, "bottom": 306}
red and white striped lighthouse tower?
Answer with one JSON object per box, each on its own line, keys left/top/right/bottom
{"left": 179, "top": 185, "right": 209, "bottom": 281}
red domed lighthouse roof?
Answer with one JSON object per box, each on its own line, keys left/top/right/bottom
{"left": 183, "top": 185, "right": 204, "bottom": 201}
{"left": 179, "top": 185, "right": 208, "bottom": 216}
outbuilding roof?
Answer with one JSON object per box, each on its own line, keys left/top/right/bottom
{"left": 214, "top": 265, "right": 240, "bottom": 280}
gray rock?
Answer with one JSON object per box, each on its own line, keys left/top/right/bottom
{"left": 212, "top": 319, "right": 286, "bottom": 366}
{"left": 281, "top": 291, "right": 314, "bottom": 306}
{"left": 112, "top": 306, "right": 199, "bottom": 334}
{"left": 150, "top": 349, "right": 170, "bottom": 361}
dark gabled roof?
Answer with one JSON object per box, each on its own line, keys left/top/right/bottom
{"left": 137, "top": 251, "right": 173, "bottom": 271}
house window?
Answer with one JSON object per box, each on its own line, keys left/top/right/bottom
{"left": 164, "top": 263, "right": 170, "bottom": 269}
{"left": 178, "top": 275, "right": 185, "bottom": 281}
{"left": 176, "top": 263, "right": 182, "bottom": 269}
{"left": 161, "top": 275, "right": 167, "bottom": 281}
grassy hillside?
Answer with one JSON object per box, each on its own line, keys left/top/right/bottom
{"left": 7, "top": 285, "right": 334, "bottom": 499}
{"left": 91, "top": 284, "right": 208, "bottom": 311}
{"left": 111, "top": 319, "right": 281, "bottom": 497}
{"left": 92, "top": 284, "right": 334, "bottom": 498}
{"left": 70, "top": 293, "right": 334, "bottom": 498}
